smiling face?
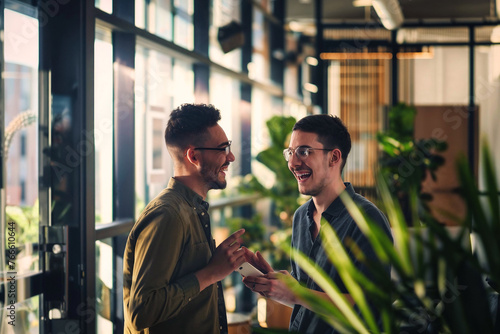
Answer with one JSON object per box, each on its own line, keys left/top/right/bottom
{"left": 287, "top": 130, "right": 335, "bottom": 197}
{"left": 198, "top": 124, "right": 235, "bottom": 190}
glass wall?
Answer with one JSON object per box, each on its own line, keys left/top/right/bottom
{"left": 173, "top": 0, "right": 194, "bottom": 50}
{"left": 1, "top": 6, "right": 40, "bottom": 334}
{"left": 474, "top": 44, "right": 500, "bottom": 189}
{"left": 250, "top": 8, "right": 270, "bottom": 82}
{"left": 3, "top": 7, "right": 39, "bottom": 275}
{"left": 96, "top": 238, "right": 114, "bottom": 333}
{"left": 135, "top": 0, "right": 194, "bottom": 49}
{"left": 209, "top": 0, "right": 242, "bottom": 72}
{"left": 208, "top": 71, "right": 241, "bottom": 182}
{"left": 135, "top": 45, "right": 175, "bottom": 216}
{"left": 94, "top": 26, "right": 114, "bottom": 224}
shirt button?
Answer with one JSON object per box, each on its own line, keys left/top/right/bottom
{"left": 188, "top": 297, "right": 191, "bottom": 302}
{"left": 220, "top": 326, "right": 222, "bottom": 330}
{"left": 201, "top": 212, "right": 205, "bottom": 216}
{"left": 205, "top": 224, "right": 208, "bottom": 228}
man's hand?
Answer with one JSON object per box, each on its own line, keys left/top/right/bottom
{"left": 242, "top": 270, "right": 299, "bottom": 306}
{"left": 241, "top": 247, "right": 273, "bottom": 274}
{"left": 195, "top": 229, "right": 246, "bottom": 291}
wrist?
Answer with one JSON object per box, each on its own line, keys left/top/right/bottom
{"left": 195, "top": 267, "right": 215, "bottom": 292}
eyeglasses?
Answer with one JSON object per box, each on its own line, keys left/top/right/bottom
{"left": 283, "top": 146, "right": 334, "bottom": 162}
{"left": 194, "top": 140, "right": 232, "bottom": 155}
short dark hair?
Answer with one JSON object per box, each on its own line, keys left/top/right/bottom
{"left": 164, "top": 103, "right": 221, "bottom": 152}
{"left": 293, "top": 114, "right": 351, "bottom": 171}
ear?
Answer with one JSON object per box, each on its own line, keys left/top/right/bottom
{"left": 330, "top": 149, "right": 342, "bottom": 166}
{"left": 185, "top": 148, "right": 200, "bottom": 167}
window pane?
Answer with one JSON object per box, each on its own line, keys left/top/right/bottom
{"left": 250, "top": 8, "right": 270, "bottom": 82}
{"left": 135, "top": 0, "right": 173, "bottom": 41}
{"left": 209, "top": 0, "right": 242, "bottom": 72}
{"left": 135, "top": 46, "right": 178, "bottom": 216}
{"left": 172, "top": 60, "right": 195, "bottom": 108}
{"left": 94, "top": 27, "right": 114, "bottom": 224}
{"left": 3, "top": 295, "right": 39, "bottom": 333}
{"left": 174, "top": 0, "right": 194, "bottom": 49}
{"left": 96, "top": 239, "right": 113, "bottom": 333}
{"left": 95, "top": 0, "right": 112, "bottom": 14}
{"left": 3, "top": 8, "right": 39, "bottom": 275}
{"left": 209, "top": 72, "right": 240, "bottom": 188}
{"left": 174, "top": 15, "right": 194, "bottom": 50}
{"left": 475, "top": 45, "right": 500, "bottom": 191}
{"left": 410, "top": 46, "right": 469, "bottom": 104}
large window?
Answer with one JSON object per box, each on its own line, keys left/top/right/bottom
{"left": 474, "top": 44, "right": 500, "bottom": 190}
{"left": 3, "top": 8, "right": 39, "bottom": 275}
{"left": 209, "top": 0, "right": 242, "bottom": 72}
{"left": 2, "top": 6, "right": 40, "bottom": 334}
{"left": 209, "top": 71, "right": 240, "bottom": 184}
{"left": 250, "top": 8, "right": 270, "bottom": 82}
{"left": 135, "top": 0, "right": 194, "bottom": 50}
{"left": 135, "top": 45, "right": 195, "bottom": 216}
{"left": 94, "top": 26, "right": 114, "bottom": 224}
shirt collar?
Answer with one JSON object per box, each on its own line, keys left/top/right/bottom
{"left": 167, "top": 177, "right": 210, "bottom": 211}
{"left": 306, "top": 182, "right": 355, "bottom": 222}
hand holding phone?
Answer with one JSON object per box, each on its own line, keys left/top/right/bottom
{"left": 236, "top": 262, "right": 264, "bottom": 277}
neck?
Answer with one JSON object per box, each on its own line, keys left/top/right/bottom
{"left": 173, "top": 173, "right": 207, "bottom": 199}
{"left": 312, "top": 177, "right": 346, "bottom": 215}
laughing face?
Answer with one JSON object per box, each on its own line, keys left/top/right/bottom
{"left": 287, "top": 130, "right": 334, "bottom": 197}
{"left": 198, "top": 125, "right": 235, "bottom": 190}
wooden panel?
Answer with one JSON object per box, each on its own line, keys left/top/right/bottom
{"left": 414, "top": 105, "right": 479, "bottom": 225}
{"left": 339, "top": 59, "right": 388, "bottom": 201}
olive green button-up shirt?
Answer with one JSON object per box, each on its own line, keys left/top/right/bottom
{"left": 123, "top": 178, "right": 228, "bottom": 334}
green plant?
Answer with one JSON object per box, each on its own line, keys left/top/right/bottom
{"left": 240, "top": 116, "right": 302, "bottom": 227}
{"left": 237, "top": 115, "right": 304, "bottom": 269}
{"left": 279, "top": 141, "right": 499, "bottom": 333}
{"left": 6, "top": 200, "right": 39, "bottom": 246}
{"left": 226, "top": 214, "right": 268, "bottom": 253}
{"left": 377, "top": 103, "right": 447, "bottom": 223}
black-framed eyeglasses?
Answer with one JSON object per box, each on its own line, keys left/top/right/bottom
{"left": 283, "top": 146, "right": 334, "bottom": 162}
{"left": 194, "top": 140, "right": 232, "bottom": 155}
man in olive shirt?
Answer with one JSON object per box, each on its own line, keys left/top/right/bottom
{"left": 124, "top": 104, "right": 246, "bottom": 333}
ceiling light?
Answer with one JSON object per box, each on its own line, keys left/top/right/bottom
{"left": 320, "top": 52, "right": 393, "bottom": 60}
{"left": 491, "top": 26, "right": 500, "bottom": 43}
{"left": 288, "top": 21, "right": 302, "bottom": 32}
{"left": 303, "top": 83, "right": 318, "bottom": 93}
{"left": 353, "top": 0, "right": 372, "bottom": 7}
{"left": 372, "top": 0, "right": 404, "bottom": 30}
{"left": 305, "top": 56, "right": 319, "bottom": 66}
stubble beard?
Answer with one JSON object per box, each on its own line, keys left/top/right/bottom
{"left": 201, "top": 165, "right": 227, "bottom": 190}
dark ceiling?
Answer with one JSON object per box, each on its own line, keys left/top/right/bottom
{"left": 286, "top": 0, "right": 496, "bottom": 24}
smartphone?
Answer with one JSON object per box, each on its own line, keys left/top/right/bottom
{"left": 236, "top": 262, "right": 264, "bottom": 277}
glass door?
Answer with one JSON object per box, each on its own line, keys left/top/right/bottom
{"left": 1, "top": 2, "right": 43, "bottom": 333}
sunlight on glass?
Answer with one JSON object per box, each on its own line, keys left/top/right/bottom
{"left": 94, "top": 27, "right": 113, "bottom": 224}
{"left": 3, "top": 8, "right": 40, "bottom": 275}
{"left": 95, "top": 0, "right": 112, "bottom": 14}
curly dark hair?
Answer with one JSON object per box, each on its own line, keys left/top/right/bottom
{"left": 293, "top": 114, "right": 351, "bottom": 171}
{"left": 164, "top": 103, "right": 221, "bottom": 154}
